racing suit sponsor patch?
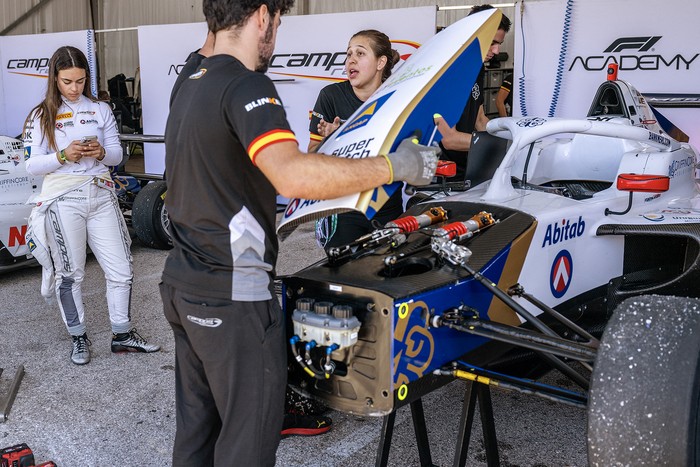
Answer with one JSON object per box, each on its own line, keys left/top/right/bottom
{"left": 56, "top": 112, "right": 73, "bottom": 120}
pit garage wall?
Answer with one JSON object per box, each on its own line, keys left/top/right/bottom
{"left": 138, "top": 7, "right": 437, "bottom": 175}
{"left": 0, "top": 30, "right": 97, "bottom": 137}
{"left": 514, "top": 0, "right": 699, "bottom": 150}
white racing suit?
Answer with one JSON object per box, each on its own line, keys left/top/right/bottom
{"left": 23, "top": 94, "right": 133, "bottom": 336}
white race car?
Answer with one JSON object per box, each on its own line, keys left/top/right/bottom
{"left": 282, "top": 73, "right": 700, "bottom": 465}
{"left": 0, "top": 135, "right": 170, "bottom": 273}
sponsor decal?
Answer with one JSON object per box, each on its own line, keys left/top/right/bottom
{"left": 642, "top": 213, "right": 665, "bottom": 221}
{"left": 0, "top": 176, "right": 29, "bottom": 187}
{"left": 648, "top": 132, "right": 670, "bottom": 147}
{"left": 331, "top": 137, "right": 375, "bottom": 159}
{"left": 588, "top": 116, "right": 616, "bottom": 122}
{"left": 471, "top": 81, "right": 481, "bottom": 100}
{"left": 24, "top": 147, "right": 30, "bottom": 160}
{"left": 55, "top": 121, "right": 74, "bottom": 130}
{"left": 337, "top": 92, "right": 394, "bottom": 137}
{"left": 284, "top": 198, "right": 322, "bottom": 218}
{"left": 8, "top": 225, "right": 27, "bottom": 247}
{"left": 189, "top": 68, "right": 207, "bottom": 79}
{"left": 668, "top": 155, "right": 695, "bottom": 177}
{"left": 541, "top": 216, "right": 585, "bottom": 248}
{"left": 643, "top": 193, "right": 661, "bottom": 202}
{"left": 48, "top": 211, "right": 71, "bottom": 272}
{"left": 80, "top": 119, "right": 98, "bottom": 125}
{"left": 76, "top": 110, "right": 96, "bottom": 115}
{"left": 27, "top": 238, "right": 36, "bottom": 251}
{"left": 244, "top": 97, "right": 282, "bottom": 112}
{"left": 569, "top": 36, "right": 699, "bottom": 72}
{"left": 56, "top": 112, "right": 73, "bottom": 120}
{"left": 517, "top": 117, "right": 546, "bottom": 128}
{"left": 550, "top": 250, "right": 573, "bottom": 299}
{"left": 384, "top": 64, "right": 433, "bottom": 88}
{"left": 186, "top": 315, "right": 223, "bottom": 328}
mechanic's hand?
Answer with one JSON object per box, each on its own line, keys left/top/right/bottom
{"left": 434, "top": 114, "right": 471, "bottom": 152}
{"left": 386, "top": 137, "right": 439, "bottom": 186}
{"left": 318, "top": 117, "right": 341, "bottom": 137}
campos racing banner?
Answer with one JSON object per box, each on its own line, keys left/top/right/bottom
{"left": 0, "top": 30, "right": 97, "bottom": 137}
{"left": 514, "top": 0, "right": 699, "bottom": 147}
{"left": 138, "top": 7, "right": 436, "bottom": 174}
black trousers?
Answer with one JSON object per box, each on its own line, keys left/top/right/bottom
{"left": 160, "top": 282, "right": 286, "bottom": 467}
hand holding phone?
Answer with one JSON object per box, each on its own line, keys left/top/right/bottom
{"left": 80, "top": 135, "right": 98, "bottom": 144}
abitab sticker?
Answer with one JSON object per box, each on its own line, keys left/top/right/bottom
{"left": 550, "top": 249, "right": 573, "bottom": 299}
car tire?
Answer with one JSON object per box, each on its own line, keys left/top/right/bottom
{"left": 587, "top": 294, "right": 700, "bottom": 466}
{"left": 131, "top": 180, "right": 172, "bottom": 250}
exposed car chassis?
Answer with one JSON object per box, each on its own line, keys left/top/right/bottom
{"left": 282, "top": 76, "right": 700, "bottom": 465}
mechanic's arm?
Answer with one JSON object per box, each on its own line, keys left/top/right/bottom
{"left": 434, "top": 115, "right": 473, "bottom": 152}
{"left": 495, "top": 88, "right": 509, "bottom": 117}
{"left": 474, "top": 105, "right": 489, "bottom": 132}
{"left": 256, "top": 139, "right": 436, "bottom": 200}
{"left": 257, "top": 142, "right": 390, "bottom": 199}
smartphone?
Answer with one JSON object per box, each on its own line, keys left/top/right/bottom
{"left": 80, "top": 135, "right": 98, "bottom": 144}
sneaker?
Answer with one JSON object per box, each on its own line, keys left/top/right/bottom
{"left": 281, "top": 413, "right": 332, "bottom": 437}
{"left": 111, "top": 328, "right": 160, "bottom": 353}
{"left": 71, "top": 333, "right": 91, "bottom": 365}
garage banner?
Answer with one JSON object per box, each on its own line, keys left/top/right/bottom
{"left": 0, "top": 30, "right": 97, "bottom": 137}
{"left": 514, "top": 0, "right": 700, "bottom": 147}
{"left": 138, "top": 7, "right": 436, "bottom": 174}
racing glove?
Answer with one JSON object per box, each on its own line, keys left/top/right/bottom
{"left": 384, "top": 137, "right": 439, "bottom": 186}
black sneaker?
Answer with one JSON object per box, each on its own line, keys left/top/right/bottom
{"left": 281, "top": 413, "right": 332, "bottom": 437}
{"left": 71, "top": 333, "right": 91, "bottom": 365}
{"left": 111, "top": 328, "right": 160, "bottom": 353}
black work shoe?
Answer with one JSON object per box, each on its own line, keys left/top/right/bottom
{"left": 111, "top": 328, "right": 160, "bottom": 353}
{"left": 281, "top": 413, "right": 332, "bottom": 437}
{"left": 71, "top": 333, "right": 91, "bottom": 365}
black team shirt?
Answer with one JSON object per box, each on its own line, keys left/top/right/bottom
{"left": 164, "top": 55, "right": 296, "bottom": 301}
{"left": 441, "top": 67, "right": 485, "bottom": 181}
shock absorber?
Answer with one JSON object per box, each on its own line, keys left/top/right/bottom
{"left": 385, "top": 206, "right": 449, "bottom": 248}
{"left": 432, "top": 211, "right": 496, "bottom": 241}
{"left": 385, "top": 206, "right": 448, "bottom": 233}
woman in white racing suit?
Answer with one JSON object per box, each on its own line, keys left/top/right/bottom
{"left": 23, "top": 46, "right": 159, "bottom": 365}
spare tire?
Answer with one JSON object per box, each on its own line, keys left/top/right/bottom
{"left": 131, "top": 180, "right": 172, "bottom": 250}
{"left": 588, "top": 294, "right": 700, "bottom": 466}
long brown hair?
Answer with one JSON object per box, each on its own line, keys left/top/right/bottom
{"left": 350, "top": 30, "right": 400, "bottom": 82}
{"left": 24, "top": 46, "right": 96, "bottom": 152}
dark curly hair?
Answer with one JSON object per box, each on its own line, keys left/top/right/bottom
{"left": 469, "top": 4, "right": 512, "bottom": 32}
{"left": 203, "top": 0, "right": 295, "bottom": 33}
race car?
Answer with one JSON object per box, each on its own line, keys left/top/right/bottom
{"left": 281, "top": 73, "right": 700, "bottom": 465}
{"left": 0, "top": 134, "right": 170, "bottom": 273}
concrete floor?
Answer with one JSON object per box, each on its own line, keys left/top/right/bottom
{"left": 0, "top": 221, "right": 587, "bottom": 466}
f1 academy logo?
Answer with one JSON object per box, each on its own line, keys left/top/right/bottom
{"left": 569, "top": 36, "right": 698, "bottom": 72}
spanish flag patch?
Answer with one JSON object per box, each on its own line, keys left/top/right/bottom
{"left": 248, "top": 129, "right": 297, "bottom": 165}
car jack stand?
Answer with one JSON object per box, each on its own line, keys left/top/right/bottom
{"left": 375, "top": 398, "right": 438, "bottom": 467}
{"left": 453, "top": 381, "right": 499, "bottom": 467}
{"left": 0, "top": 365, "right": 25, "bottom": 422}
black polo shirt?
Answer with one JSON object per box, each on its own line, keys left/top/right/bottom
{"left": 164, "top": 54, "right": 296, "bottom": 301}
